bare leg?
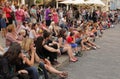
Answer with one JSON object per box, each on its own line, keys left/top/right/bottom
{"left": 62, "top": 44, "right": 77, "bottom": 61}
{"left": 45, "top": 65, "right": 68, "bottom": 78}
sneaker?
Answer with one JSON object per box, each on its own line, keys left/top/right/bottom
{"left": 78, "top": 51, "right": 83, "bottom": 57}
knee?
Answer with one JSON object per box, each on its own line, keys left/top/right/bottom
{"left": 29, "top": 67, "right": 38, "bottom": 74}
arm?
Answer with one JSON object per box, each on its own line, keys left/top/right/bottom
{"left": 23, "top": 48, "right": 35, "bottom": 66}
{"left": 0, "top": 45, "right": 4, "bottom": 52}
{"left": 6, "top": 34, "right": 20, "bottom": 43}
{"left": 71, "top": 36, "right": 76, "bottom": 43}
{"left": 34, "top": 52, "right": 44, "bottom": 63}
{"left": 44, "top": 44, "right": 60, "bottom": 53}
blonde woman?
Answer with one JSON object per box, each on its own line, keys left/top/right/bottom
{"left": 49, "top": 21, "right": 60, "bottom": 36}
{"left": 21, "top": 38, "right": 68, "bottom": 79}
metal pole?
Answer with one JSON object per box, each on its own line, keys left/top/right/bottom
{"left": 43, "top": 0, "right": 45, "bottom": 8}
{"left": 56, "top": 0, "right": 59, "bottom": 8}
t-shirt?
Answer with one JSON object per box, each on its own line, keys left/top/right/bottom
{"left": 66, "top": 36, "right": 73, "bottom": 44}
{"left": 45, "top": 8, "right": 51, "bottom": 20}
{"left": 30, "top": 8, "right": 37, "bottom": 18}
{"left": 3, "top": 7, "right": 11, "bottom": 18}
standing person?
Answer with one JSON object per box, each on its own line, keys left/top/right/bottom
{"left": 45, "top": 6, "right": 52, "bottom": 27}
{"left": 58, "top": 8, "right": 63, "bottom": 19}
{"left": 92, "top": 10, "right": 98, "bottom": 23}
{"left": 30, "top": 4, "right": 37, "bottom": 24}
{"left": 24, "top": 7, "right": 30, "bottom": 22}
{"left": 0, "top": 6, "right": 3, "bottom": 31}
{"left": 3, "top": 2, "right": 12, "bottom": 26}
{"left": 52, "top": 8, "right": 59, "bottom": 25}
{"left": 0, "top": 10, "right": 7, "bottom": 38}
{"left": 15, "top": 6, "right": 25, "bottom": 25}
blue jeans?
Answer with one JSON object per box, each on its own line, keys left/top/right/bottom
{"left": 39, "top": 63, "right": 49, "bottom": 79}
{"left": 25, "top": 67, "right": 39, "bottom": 79}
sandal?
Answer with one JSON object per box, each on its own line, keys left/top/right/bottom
{"left": 70, "top": 58, "right": 78, "bottom": 62}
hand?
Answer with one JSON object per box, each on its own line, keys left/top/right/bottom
{"left": 56, "top": 49, "right": 61, "bottom": 56}
{"left": 18, "top": 70, "right": 28, "bottom": 74}
{"left": 44, "top": 59, "right": 51, "bottom": 66}
{"left": 6, "top": 19, "right": 9, "bottom": 23}
{"left": 31, "top": 47, "right": 36, "bottom": 53}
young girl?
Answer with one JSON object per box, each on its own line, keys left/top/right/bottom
{"left": 17, "top": 29, "right": 26, "bottom": 41}
{"left": 66, "top": 32, "right": 80, "bottom": 56}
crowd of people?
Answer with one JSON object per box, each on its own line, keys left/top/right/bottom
{"left": 0, "top": 1, "right": 120, "bottom": 79}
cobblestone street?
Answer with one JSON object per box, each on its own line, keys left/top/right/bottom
{"left": 63, "top": 24, "right": 120, "bottom": 79}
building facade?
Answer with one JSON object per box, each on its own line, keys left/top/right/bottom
{"left": 110, "top": 0, "right": 120, "bottom": 10}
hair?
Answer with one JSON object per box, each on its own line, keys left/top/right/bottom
{"left": 38, "top": 29, "right": 43, "bottom": 34}
{"left": 35, "top": 36, "right": 44, "bottom": 53}
{"left": 16, "top": 6, "right": 19, "bottom": 9}
{"left": 21, "top": 38, "right": 33, "bottom": 52}
{"left": 3, "top": 42, "right": 22, "bottom": 64}
{"left": 70, "top": 32, "right": 75, "bottom": 36}
{"left": 41, "top": 20, "right": 45, "bottom": 24}
{"left": 0, "top": 14, "right": 2, "bottom": 19}
{"left": 43, "top": 30, "right": 51, "bottom": 39}
{"left": 31, "top": 23, "right": 37, "bottom": 30}
{"left": 23, "top": 21, "right": 28, "bottom": 26}
{"left": 57, "top": 29, "right": 66, "bottom": 38}
{"left": 7, "top": 24, "right": 15, "bottom": 32}
{"left": 31, "top": 4, "right": 36, "bottom": 8}
{"left": 19, "top": 29, "right": 26, "bottom": 35}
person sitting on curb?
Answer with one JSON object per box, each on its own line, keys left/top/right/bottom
{"left": 21, "top": 38, "right": 68, "bottom": 79}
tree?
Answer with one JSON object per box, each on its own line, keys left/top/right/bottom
{"left": 36, "top": 0, "right": 42, "bottom": 4}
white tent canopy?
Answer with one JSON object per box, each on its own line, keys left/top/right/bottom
{"left": 85, "top": 0, "right": 105, "bottom": 6}
{"left": 59, "top": 0, "right": 85, "bottom": 5}
{"left": 73, "top": 0, "right": 85, "bottom": 5}
{"left": 59, "top": 0, "right": 75, "bottom": 4}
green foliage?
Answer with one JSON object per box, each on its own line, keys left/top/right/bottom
{"left": 36, "top": 0, "right": 42, "bottom": 3}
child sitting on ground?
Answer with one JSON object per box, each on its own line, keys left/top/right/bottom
{"left": 66, "top": 32, "right": 81, "bottom": 56}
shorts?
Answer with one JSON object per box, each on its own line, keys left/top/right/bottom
{"left": 70, "top": 43, "right": 78, "bottom": 48}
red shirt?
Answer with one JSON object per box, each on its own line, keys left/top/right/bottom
{"left": 66, "top": 36, "right": 73, "bottom": 44}
{"left": 3, "top": 7, "right": 11, "bottom": 18}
